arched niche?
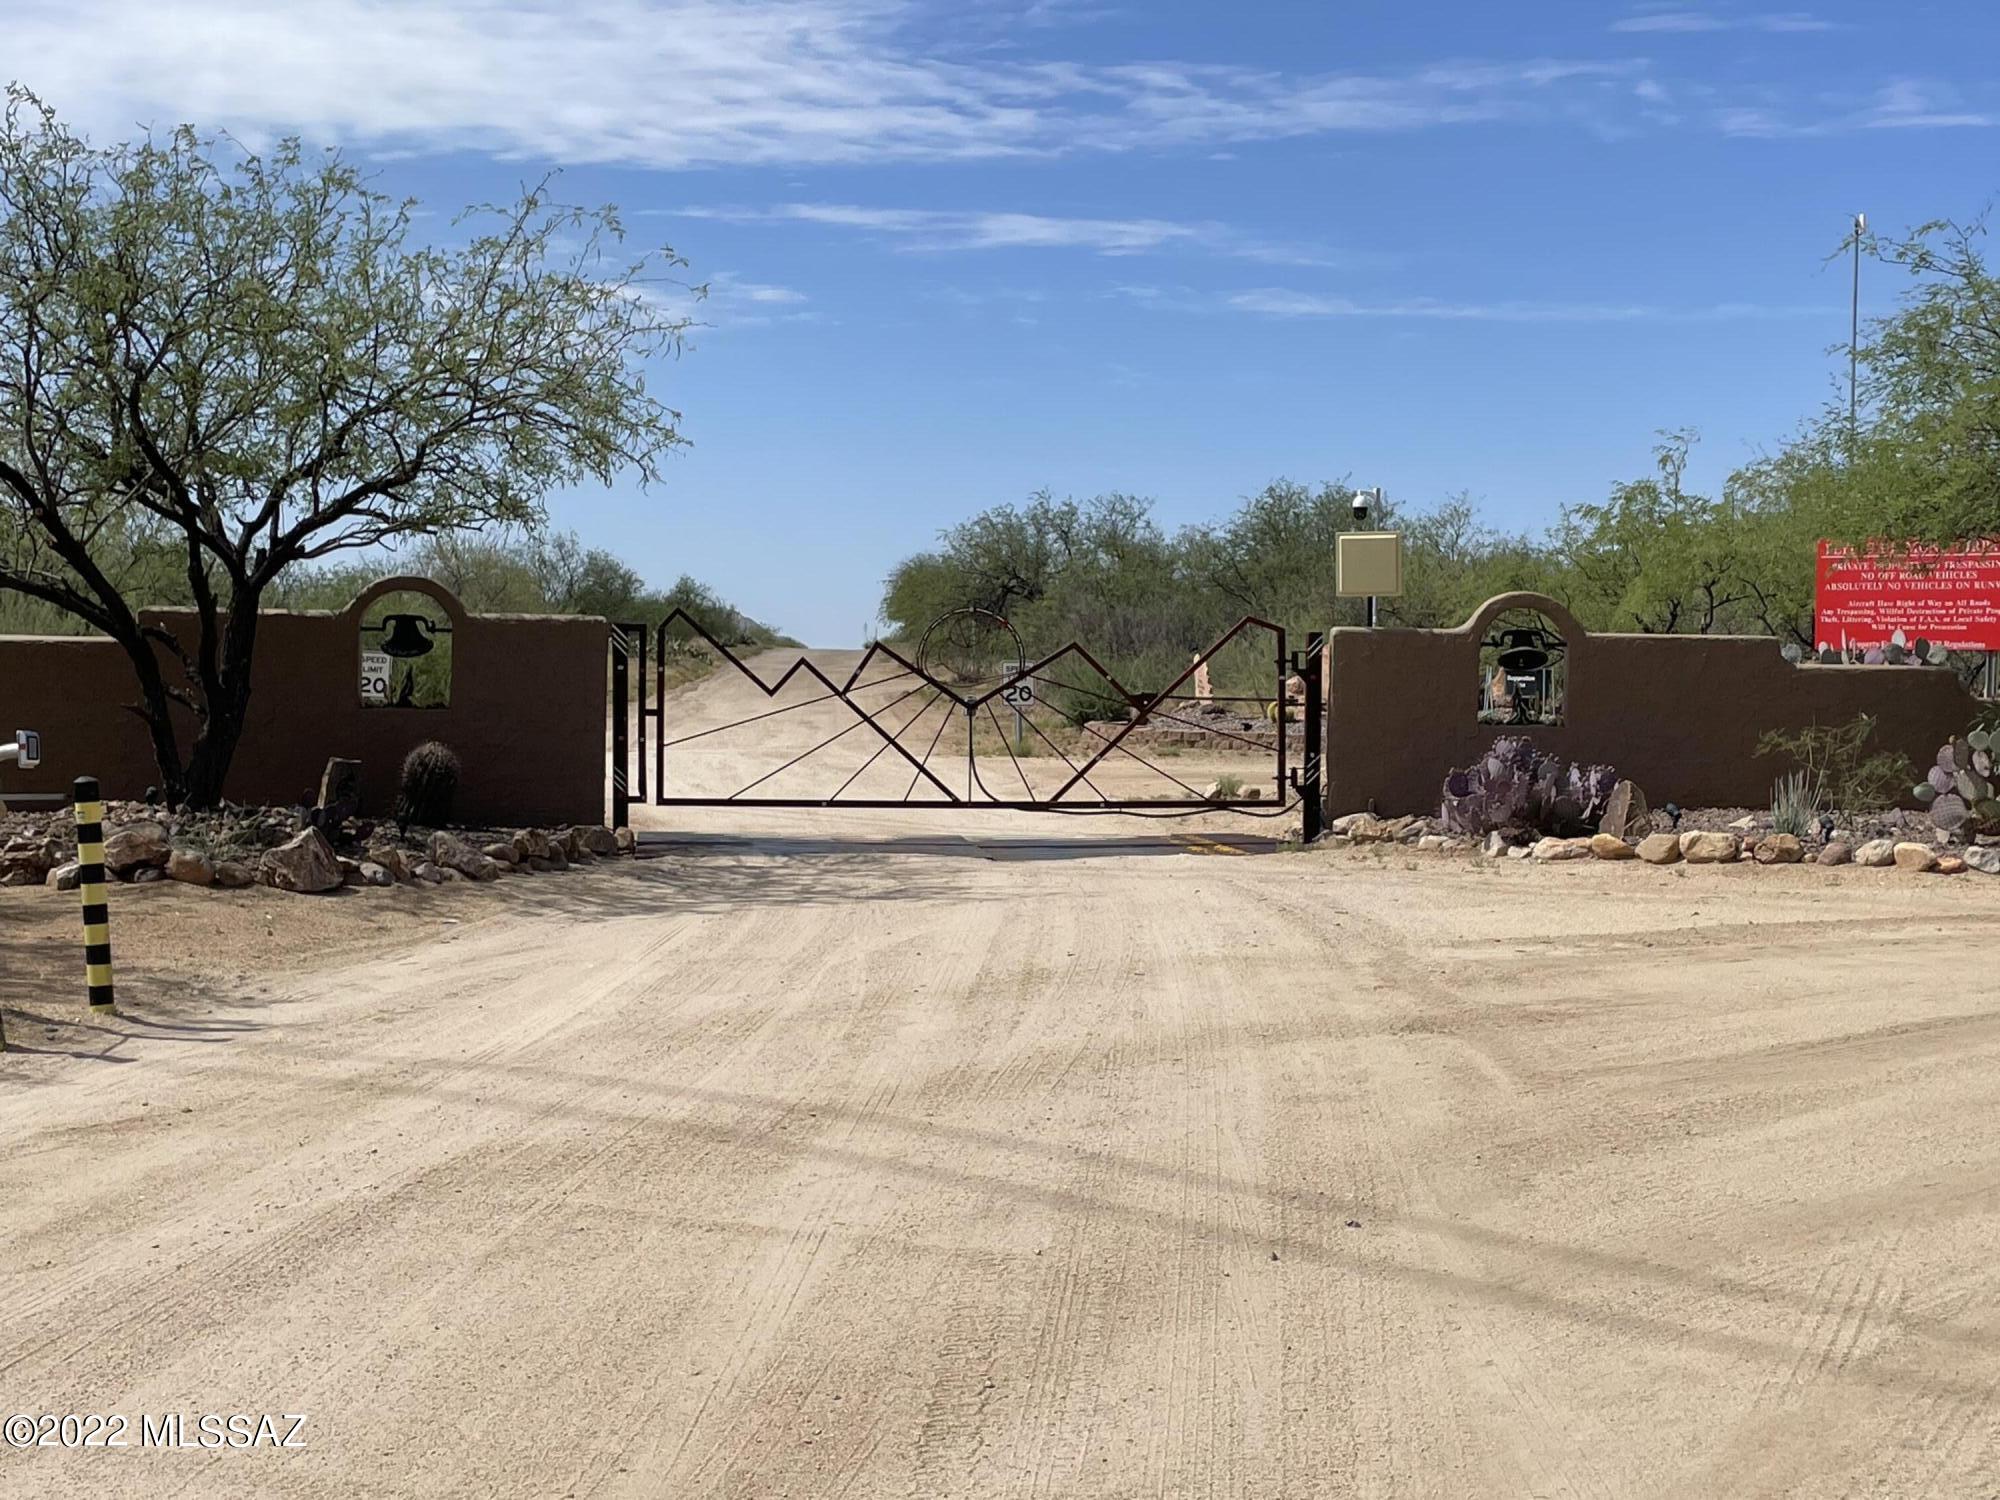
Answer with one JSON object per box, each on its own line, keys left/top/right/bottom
{"left": 1462, "top": 593, "right": 1579, "bottom": 728}
{"left": 344, "top": 576, "right": 467, "bottom": 710}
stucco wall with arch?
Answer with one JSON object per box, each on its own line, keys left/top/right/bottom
{"left": 1325, "top": 592, "right": 1981, "bottom": 817}
{"left": 0, "top": 580, "right": 607, "bottom": 826}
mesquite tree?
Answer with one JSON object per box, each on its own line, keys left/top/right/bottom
{"left": 0, "top": 88, "right": 691, "bottom": 806}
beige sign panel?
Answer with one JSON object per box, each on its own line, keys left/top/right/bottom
{"left": 1337, "top": 531, "right": 1404, "bottom": 597}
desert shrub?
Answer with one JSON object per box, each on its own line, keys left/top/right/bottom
{"left": 1755, "top": 714, "right": 1913, "bottom": 815}
{"left": 1439, "top": 735, "right": 1617, "bottom": 840}
{"left": 396, "top": 741, "right": 461, "bottom": 832}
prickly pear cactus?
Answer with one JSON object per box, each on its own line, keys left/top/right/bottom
{"left": 1914, "top": 728, "right": 2000, "bottom": 838}
{"left": 1440, "top": 737, "right": 1618, "bottom": 839}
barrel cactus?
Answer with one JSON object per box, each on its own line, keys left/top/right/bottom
{"left": 1913, "top": 728, "right": 2000, "bottom": 839}
{"left": 396, "top": 740, "right": 462, "bottom": 833}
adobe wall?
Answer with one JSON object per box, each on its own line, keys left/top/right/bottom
{"left": 0, "top": 577, "right": 608, "bottom": 827}
{"left": 1326, "top": 592, "right": 1980, "bottom": 817}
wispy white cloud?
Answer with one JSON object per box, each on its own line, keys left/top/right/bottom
{"left": 9, "top": 0, "right": 1661, "bottom": 168}
{"left": 632, "top": 270, "right": 813, "bottom": 330}
{"left": 1860, "top": 78, "right": 1995, "bottom": 130}
{"left": 1712, "top": 77, "right": 1995, "bottom": 136}
{"left": 673, "top": 202, "right": 1336, "bottom": 265}
{"left": 1610, "top": 8, "right": 1840, "bottom": 33}
{"left": 1223, "top": 289, "right": 1830, "bottom": 322}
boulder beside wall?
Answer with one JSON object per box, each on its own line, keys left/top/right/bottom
{"left": 1636, "top": 833, "right": 1682, "bottom": 865}
{"left": 260, "top": 829, "right": 342, "bottom": 894}
{"left": 1678, "top": 831, "right": 1740, "bottom": 864}
{"left": 431, "top": 832, "right": 500, "bottom": 881}
{"left": 1598, "top": 781, "right": 1648, "bottom": 841}
{"left": 103, "top": 822, "right": 170, "bottom": 877}
{"left": 1892, "top": 842, "right": 1940, "bottom": 872}
{"left": 1751, "top": 834, "right": 1804, "bottom": 865}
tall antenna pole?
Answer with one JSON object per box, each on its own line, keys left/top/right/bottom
{"left": 1850, "top": 211, "right": 1866, "bottom": 438}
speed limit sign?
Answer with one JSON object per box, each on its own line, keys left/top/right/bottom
{"left": 360, "top": 649, "right": 392, "bottom": 705}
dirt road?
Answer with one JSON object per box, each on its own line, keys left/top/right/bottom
{"left": 4, "top": 649, "right": 1999, "bottom": 1497}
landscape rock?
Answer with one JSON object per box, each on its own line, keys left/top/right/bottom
{"left": 574, "top": 825, "right": 619, "bottom": 857}
{"left": 1752, "top": 834, "right": 1804, "bottom": 866}
{"left": 166, "top": 848, "right": 216, "bottom": 886}
{"left": 1482, "top": 831, "right": 1510, "bottom": 859}
{"left": 614, "top": 827, "right": 637, "bottom": 855}
{"left": 46, "top": 860, "right": 81, "bottom": 890}
{"left": 1937, "top": 855, "right": 1967, "bottom": 875}
{"left": 1506, "top": 845, "right": 1532, "bottom": 860}
{"left": 431, "top": 832, "right": 500, "bottom": 882}
{"left": 1853, "top": 838, "right": 1898, "bottom": 868}
{"left": 356, "top": 861, "right": 394, "bottom": 888}
{"left": 1636, "top": 833, "right": 1682, "bottom": 865}
{"left": 1346, "top": 814, "right": 1394, "bottom": 843}
{"left": 1329, "top": 812, "right": 1370, "bottom": 836}
{"left": 1679, "top": 830, "right": 1740, "bottom": 864}
{"left": 1964, "top": 846, "right": 2000, "bottom": 875}
{"left": 103, "top": 822, "right": 171, "bottom": 877}
{"left": 367, "top": 846, "right": 411, "bottom": 882}
{"left": 337, "top": 856, "right": 367, "bottom": 886}
{"left": 1727, "top": 814, "right": 1759, "bottom": 832}
{"left": 525, "top": 857, "right": 555, "bottom": 873}
{"left": 482, "top": 841, "right": 521, "bottom": 866}
{"left": 1893, "top": 842, "right": 1940, "bottom": 872}
{"left": 131, "top": 866, "right": 165, "bottom": 883}
{"left": 543, "top": 843, "right": 569, "bottom": 871}
{"left": 259, "top": 828, "right": 342, "bottom": 894}
{"left": 0, "top": 835, "right": 58, "bottom": 881}
{"left": 1415, "top": 834, "right": 1451, "bottom": 853}
{"left": 1589, "top": 833, "right": 1636, "bottom": 860}
{"left": 1598, "top": 780, "right": 1649, "bottom": 841}
{"left": 412, "top": 860, "right": 445, "bottom": 884}
{"left": 213, "top": 860, "right": 256, "bottom": 889}
{"left": 1816, "top": 841, "right": 1853, "bottom": 867}
{"left": 512, "top": 828, "right": 552, "bottom": 861}
{"left": 1532, "top": 836, "right": 1592, "bottom": 861}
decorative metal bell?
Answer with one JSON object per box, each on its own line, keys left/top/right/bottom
{"left": 1494, "top": 627, "right": 1554, "bottom": 674}
{"left": 377, "top": 613, "right": 438, "bottom": 659}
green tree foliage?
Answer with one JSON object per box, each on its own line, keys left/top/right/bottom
{"left": 1554, "top": 432, "right": 1763, "bottom": 635}
{"left": 1737, "top": 216, "right": 2000, "bottom": 559}
{"left": 0, "top": 90, "right": 691, "bottom": 805}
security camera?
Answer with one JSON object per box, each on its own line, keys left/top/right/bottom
{"left": 1, "top": 729, "right": 39, "bottom": 770}
{"left": 1350, "top": 489, "right": 1369, "bottom": 522}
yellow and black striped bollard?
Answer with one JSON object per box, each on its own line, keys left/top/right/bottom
{"left": 73, "top": 776, "right": 116, "bottom": 1013}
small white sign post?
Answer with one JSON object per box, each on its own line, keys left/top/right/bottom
{"left": 360, "top": 650, "right": 392, "bottom": 706}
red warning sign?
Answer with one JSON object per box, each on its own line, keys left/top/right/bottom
{"left": 1815, "top": 540, "right": 2000, "bottom": 653}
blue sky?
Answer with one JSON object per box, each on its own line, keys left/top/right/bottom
{"left": 14, "top": 0, "right": 2000, "bottom": 642}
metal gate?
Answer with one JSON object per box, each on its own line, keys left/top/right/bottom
{"left": 612, "top": 610, "right": 1323, "bottom": 837}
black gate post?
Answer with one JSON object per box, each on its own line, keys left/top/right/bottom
{"left": 1290, "top": 632, "right": 1325, "bottom": 842}
{"left": 610, "top": 624, "right": 631, "bottom": 829}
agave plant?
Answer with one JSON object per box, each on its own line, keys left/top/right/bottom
{"left": 1770, "top": 767, "right": 1822, "bottom": 836}
{"left": 1913, "top": 727, "right": 2000, "bottom": 839}
{"left": 1440, "top": 736, "right": 1618, "bottom": 839}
